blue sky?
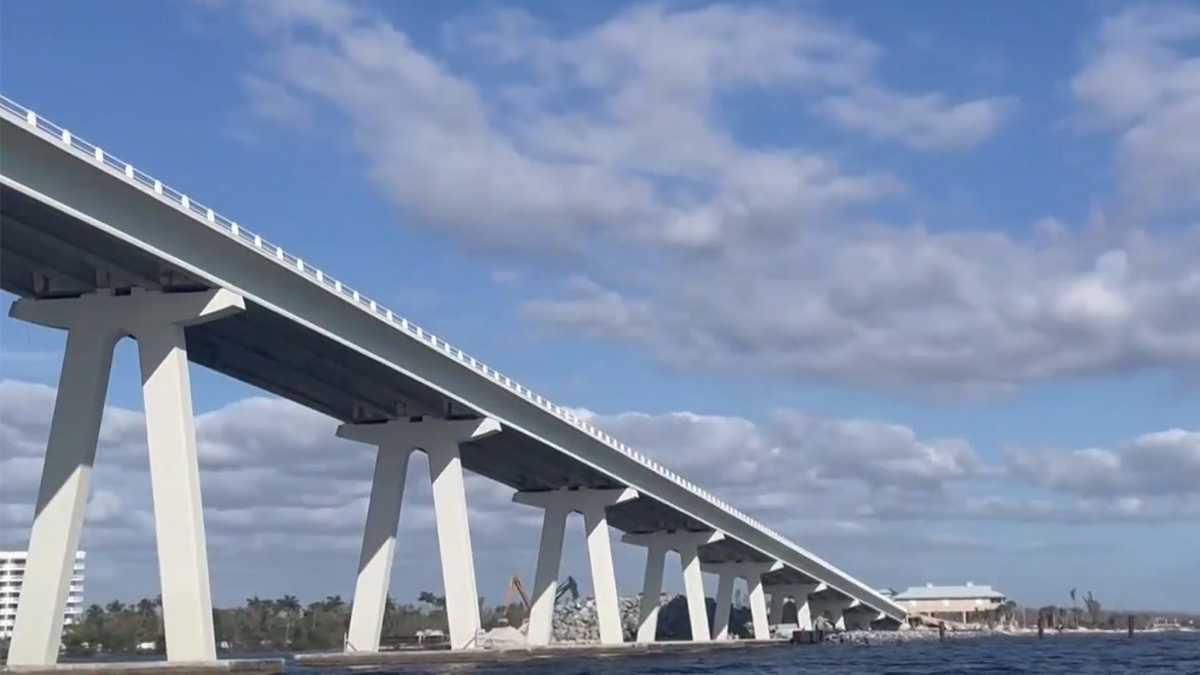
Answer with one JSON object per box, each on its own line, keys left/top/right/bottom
{"left": 1, "top": 1, "right": 1198, "bottom": 613}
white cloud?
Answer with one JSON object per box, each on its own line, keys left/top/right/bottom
{"left": 525, "top": 224, "right": 1200, "bottom": 390}
{"left": 1008, "top": 428, "right": 1200, "bottom": 499}
{"left": 816, "top": 88, "right": 1015, "bottom": 150}
{"left": 1073, "top": 5, "right": 1200, "bottom": 217}
{"left": 228, "top": 1, "right": 1011, "bottom": 257}
{"left": 3, "top": 377, "right": 1195, "bottom": 609}
{"left": 213, "top": 2, "right": 1200, "bottom": 391}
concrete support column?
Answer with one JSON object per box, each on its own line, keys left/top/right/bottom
{"left": 679, "top": 548, "right": 708, "bottom": 642}
{"left": 768, "top": 589, "right": 786, "bottom": 626}
{"left": 622, "top": 530, "right": 723, "bottom": 643}
{"left": 819, "top": 597, "right": 856, "bottom": 630}
{"left": 137, "top": 324, "right": 217, "bottom": 662}
{"left": 634, "top": 542, "right": 666, "bottom": 643}
{"left": 345, "top": 446, "right": 414, "bottom": 651}
{"left": 515, "top": 488, "right": 639, "bottom": 645}
{"left": 747, "top": 575, "right": 770, "bottom": 639}
{"left": 525, "top": 504, "right": 569, "bottom": 646}
{"left": 339, "top": 417, "right": 501, "bottom": 651}
{"left": 772, "top": 583, "right": 824, "bottom": 630}
{"left": 711, "top": 571, "right": 735, "bottom": 640}
{"left": 703, "top": 561, "right": 781, "bottom": 641}
{"left": 7, "top": 289, "right": 243, "bottom": 666}
{"left": 844, "top": 610, "right": 876, "bottom": 630}
{"left": 583, "top": 507, "right": 622, "bottom": 644}
{"left": 6, "top": 326, "right": 118, "bottom": 666}
{"left": 427, "top": 443, "right": 481, "bottom": 650}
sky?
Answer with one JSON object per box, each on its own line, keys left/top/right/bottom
{"left": 0, "top": 0, "right": 1198, "bottom": 613}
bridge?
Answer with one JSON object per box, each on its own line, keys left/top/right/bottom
{"left": 0, "top": 94, "right": 905, "bottom": 667}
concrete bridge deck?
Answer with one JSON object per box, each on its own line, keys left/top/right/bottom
{"left": 0, "top": 94, "right": 903, "bottom": 668}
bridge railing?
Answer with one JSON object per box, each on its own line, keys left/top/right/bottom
{"left": 0, "top": 94, "right": 890, "bottom": 613}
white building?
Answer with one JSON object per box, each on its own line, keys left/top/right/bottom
{"left": 893, "top": 582, "right": 1006, "bottom": 623}
{"left": 0, "top": 551, "right": 85, "bottom": 639}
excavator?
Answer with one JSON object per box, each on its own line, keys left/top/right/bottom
{"left": 495, "top": 575, "right": 579, "bottom": 626}
{"left": 495, "top": 575, "right": 530, "bottom": 627}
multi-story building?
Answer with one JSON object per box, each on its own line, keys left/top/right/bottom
{"left": 893, "top": 581, "right": 1006, "bottom": 624}
{"left": 0, "top": 550, "right": 86, "bottom": 639}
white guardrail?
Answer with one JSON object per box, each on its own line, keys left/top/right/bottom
{"left": 0, "top": 94, "right": 862, "bottom": 592}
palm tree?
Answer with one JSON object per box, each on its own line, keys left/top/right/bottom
{"left": 278, "top": 595, "right": 301, "bottom": 613}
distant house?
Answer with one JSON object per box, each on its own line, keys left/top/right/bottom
{"left": 893, "top": 582, "right": 1006, "bottom": 624}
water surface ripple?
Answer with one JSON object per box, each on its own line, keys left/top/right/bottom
{"left": 291, "top": 633, "right": 1200, "bottom": 674}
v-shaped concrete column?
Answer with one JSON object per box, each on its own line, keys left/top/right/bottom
{"left": 711, "top": 568, "right": 736, "bottom": 640}
{"left": 514, "top": 487, "right": 639, "bottom": 646}
{"left": 768, "top": 589, "right": 787, "bottom": 626}
{"left": 774, "top": 583, "right": 825, "bottom": 630}
{"left": 844, "top": 608, "right": 884, "bottom": 630}
{"left": 814, "top": 595, "right": 857, "bottom": 630}
{"left": 7, "top": 289, "right": 243, "bottom": 666}
{"left": 338, "top": 417, "right": 500, "bottom": 652}
{"left": 702, "top": 561, "right": 783, "bottom": 640}
{"left": 621, "top": 530, "right": 724, "bottom": 643}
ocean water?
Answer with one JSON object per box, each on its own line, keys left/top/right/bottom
{"left": 290, "top": 633, "right": 1200, "bottom": 674}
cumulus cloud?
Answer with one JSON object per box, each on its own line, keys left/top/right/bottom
{"left": 815, "top": 87, "right": 1015, "bottom": 150}
{"left": 526, "top": 224, "right": 1200, "bottom": 391}
{"left": 1072, "top": 5, "right": 1200, "bottom": 217}
{"left": 573, "top": 406, "right": 1199, "bottom": 527}
{"left": 1008, "top": 428, "right": 1200, "bottom": 499}
{"left": 225, "top": 1, "right": 1012, "bottom": 256}
{"left": 3, "top": 377, "right": 1196, "bottom": 607}
{"left": 207, "top": 1, "right": 1200, "bottom": 392}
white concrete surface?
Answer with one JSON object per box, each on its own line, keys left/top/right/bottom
{"left": 711, "top": 570, "right": 735, "bottom": 640}
{"left": 345, "top": 445, "right": 412, "bottom": 651}
{"left": 137, "top": 324, "right": 217, "bottom": 662}
{"left": 524, "top": 503, "right": 569, "bottom": 646}
{"left": 634, "top": 542, "right": 667, "bottom": 643}
{"left": 514, "top": 488, "right": 638, "bottom": 645}
{"left": 0, "top": 98, "right": 908, "bottom": 663}
{"left": 6, "top": 289, "right": 243, "bottom": 665}
{"left": 702, "top": 561, "right": 781, "bottom": 641}
{"left": 338, "top": 417, "right": 500, "bottom": 651}
{"left": 768, "top": 583, "right": 824, "bottom": 631}
{"left": 5, "top": 326, "right": 116, "bottom": 665}
{"left": 768, "top": 590, "right": 786, "bottom": 626}
{"left": 622, "top": 530, "right": 723, "bottom": 643}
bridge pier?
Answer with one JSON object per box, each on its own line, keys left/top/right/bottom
{"left": 817, "top": 596, "right": 857, "bottom": 630}
{"left": 711, "top": 568, "right": 736, "bottom": 640}
{"left": 513, "top": 488, "right": 639, "bottom": 646}
{"left": 338, "top": 417, "right": 500, "bottom": 652}
{"left": 702, "top": 561, "right": 782, "bottom": 640}
{"left": 6, "top": 289, "right": 244, "bottom": 666}
{"left": 767, "top": 583, "right": 825, "bottom": 630}
{"left": 768, "top": 589, "right": 786, "bottom": 626}
{"left": 621, "top": 530, "right": 723, "bottom": 643}
{"left": 845, "top": 609, "right": 885, "bottom": 630}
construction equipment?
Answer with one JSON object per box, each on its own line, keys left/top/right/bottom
{"left": 502, "top": 575, "right": 531, "bottom": 610}
{"left": 495, "top": 575, "right": 531, "bottom": 628}
{"left": 556, "top": 576, "right": 579, "bottom": 603}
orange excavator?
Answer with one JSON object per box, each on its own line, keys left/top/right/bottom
{"left": 496, "top": 575, "right": 531, "bottom": 627}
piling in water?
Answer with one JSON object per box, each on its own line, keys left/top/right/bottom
{"left": 1037, "top": 615, "right": 1044, "bottom": 639}
{"left": 1128, "top": 615, "right": 1135, "bottom": 638}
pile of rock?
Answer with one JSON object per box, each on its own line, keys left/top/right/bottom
{"left": 549, "top": 593, "right": 758, "bottom": 643}
{"left": 551, "top": 595, "right": 645, "bottom": 643}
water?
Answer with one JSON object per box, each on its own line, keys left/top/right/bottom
{"left": 287, "top": 633, "right": 1200, "bottom": 674}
